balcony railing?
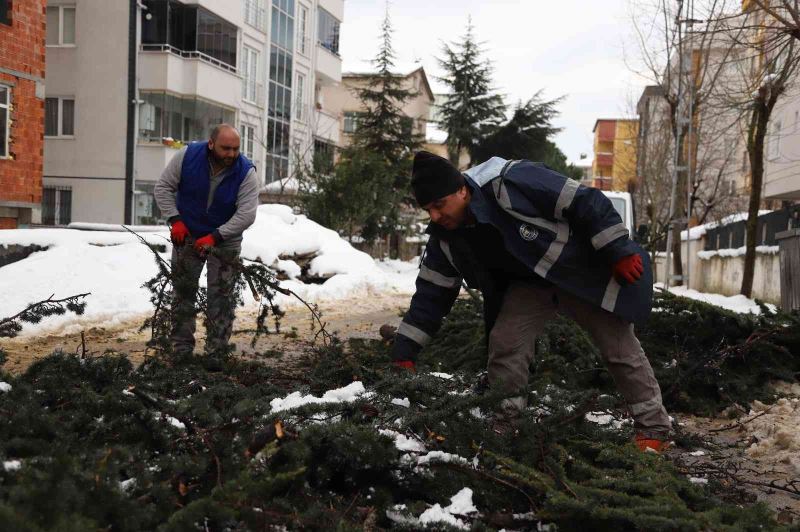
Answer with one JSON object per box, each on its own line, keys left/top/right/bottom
{"left": 140, "top": 44, "right": 238, "bottom": 74}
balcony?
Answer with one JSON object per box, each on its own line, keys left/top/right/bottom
{"left": 139, "top": 46, "right": 241, "bottom": 109}
{"left": 315, "top": 43, "right": 342, "bottom": 85}
{"left": 595, "top": 152, "right": 614, "bottom": 167}
{"left": 312, "top": 108, "right": 340, "bottom": 145}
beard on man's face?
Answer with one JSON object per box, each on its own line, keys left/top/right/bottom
{"left": 211, "top": 148, "right": 236, "bottom": 167}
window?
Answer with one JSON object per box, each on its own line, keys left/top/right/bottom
{"left": 242, "top": 124, "right": 256, "bottom": 159}
{"left": 141, "top": 1, "right": 237, "bottom": 70}
{"left": 317, "top": 7, "right": 339, "bottom": 55}
{"left": 42, "top": 187, "right": 72, "bottom": 225}
{"left": 134, "top": 183, "right": 163, "bottom": 225}
{"left": 294, "top": 73, "right": 305, "bottom": 121}
{"left": 137, "top": 92, "right": 235, "bottom": 142}
{"left": 0, "top": 86, "right": 9, "bottom": 158}
{"left": 297, "top": 5, "right": 308, "bottom": 56}
{"left": 0, "top": 0, "right": 10, "bottom": 26}
{"left": 45, "top": 97, "right": 75, "bottom": 137}
{"left": 242, "top": 46, "right": 259, "bottom": 103}
{"left": 266, "top": 0, "right": 294, "bottom": 183}
{"left": 46, "top": 6, "right": 76, "bottom": 46}
{"left": 343, "top": 111, "right": 363, "bottom": 134}
{"left": 244, "top": 0, "right": 265, "bottom": 30}
{"left": 768, "top": 120, "right": 782, "bottom": 160}
{"left": 313, "top": 137, "right": 334, "bottom": 174}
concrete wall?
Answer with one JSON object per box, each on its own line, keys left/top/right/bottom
{"left": 652, "top": 237, "right": 781, "bottom": 304}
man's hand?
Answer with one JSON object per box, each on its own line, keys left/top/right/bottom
{"left": 170, "top": 220, "right": 190, "bottom": 246}
{"left": 613, "top": 253, "right": 644, "bottom": 284}
{"left": 392, "top": 360, "right": 416, "bottom": 373}
{"left": 193, "top": 234, "right": 216, "bottom": 254}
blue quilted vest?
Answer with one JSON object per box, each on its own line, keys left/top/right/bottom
{"left": 176, "top": 142, "right": 254, "bottom": 237}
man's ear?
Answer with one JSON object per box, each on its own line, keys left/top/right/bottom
{"left": 208, "top": 139, "right": 214, "bottom": 150}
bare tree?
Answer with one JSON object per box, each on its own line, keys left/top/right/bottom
{"left": 713, "top": 0, "right": 800, "bottom": 297}
{"left": 627, "top": 0, "right": 745, "bottom": 285}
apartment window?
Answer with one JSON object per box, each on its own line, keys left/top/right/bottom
{"left": 0, "top": 86, "right": 9, "bottom": 158}
{"left": 242, "top": 46, "right": 259, "bottom": 103}
{"left": 244, "top": 0, "right": 266, "bottom": 30}
{"left": 266, "top": 0, "right": 294, "bottom": 183}
{"left": 317, "top": 7, "right": 339, "bottom": 55}
{"left": 294, "top": 73, "right": 305, "bottom": 121}
{"left": 138, "top": 91, "right": 235, "bottom": 142}
{"left": 0, "top": 0, "right": 10, "bottom": 26}
{"left": 141, "top": 1, "right": 237, "bottom": 70}
{"left": 45, "top": 97, "right": 75, "bottom": 137}
{"left": 134, "top": 183, "right": 163, "bottom": 225}
{"left": 297, "top": 5, "right": 308, "bottom": 56}
{"left": 242, "top": 124, "right": 256, "bottom": 159}
{"left": 313, "top": 137, "right": 334, "bottom": 174}
{"left": 343, "top": 111, "right": 364, "bottom": 134}
{"left": 46, "top": 6, "right": 76, "bottom": 46}
{"left": 768, "top": 120, "right": 782, "bottom": 160}
{"left": 42, "top": 187, "right": 72, "bottom": 225}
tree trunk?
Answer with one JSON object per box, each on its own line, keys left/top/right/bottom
{"left": 741, "top": 101, "right": 769, "bottom": 298}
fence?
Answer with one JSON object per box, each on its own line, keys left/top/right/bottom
{"left": 704, "top": 205, "right": 800, "bottom": 251}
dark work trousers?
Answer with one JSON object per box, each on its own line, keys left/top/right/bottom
{"left": 169, "top": 238, "right": 241, "bottom": 356}
{"left": 488, "top": 280, "right": 671, "bottom": 438}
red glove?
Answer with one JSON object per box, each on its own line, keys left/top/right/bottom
{"left": 613, "top": 254, "right": 644, "bottom": 284}
{"left": 393, "top": 360, "right": 416, "bottom": 373}
{"left": 170, "top": 220, "right": 190, "bottom": 246}
{"left": 193, "top": 234, "right": 216, "bottom": 253}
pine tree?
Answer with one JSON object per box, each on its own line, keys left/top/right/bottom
{"left": 437, "top": 18, "right": 506, "bottom": 166}
{"left": 350, "top": 7, "right": 421, "bottom": 166}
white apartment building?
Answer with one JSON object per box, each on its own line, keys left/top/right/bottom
{"left": 764, "top": 96, "right": 800, "bottom": 202}
{"left": 44, "top": 0, "right": 342, "bottom": 225}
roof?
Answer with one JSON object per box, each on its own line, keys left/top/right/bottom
{"left": 341, "top": 65, "right": 435, "bottom": 102}
{"left": 592, "top": 118, "right": 639, "bottom": 132}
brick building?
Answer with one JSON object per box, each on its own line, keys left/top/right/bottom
{"left": 0, "top": 0, "right": 45, "bottom": 228}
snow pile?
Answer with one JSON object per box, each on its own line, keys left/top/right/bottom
{"left": 657, "top": 285, "right": 777, "bottom": 315}
{"left": 0, "top": 382, "right": 11, "bottom": 393}
{"left": 585, "top": 411, "right": 628, "bottom": 430}
{"left": 0, "top": 205, "right": 419, "bottom": 336}
{"left": 697, "top": 245, "right": 778, "bottom": 260}
{"left": 744, "top": 385, "right": 800, "bottom": 474}
{"left": 270, "top": 381, "right": 367, "bottom": 413}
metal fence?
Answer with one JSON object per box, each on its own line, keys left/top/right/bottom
{"left": 704, "top": 205, "right": 800, "bottom": 251}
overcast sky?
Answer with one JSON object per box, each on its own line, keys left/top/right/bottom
{"left": 339, "top": 0, "right": 651, "bottom": 165}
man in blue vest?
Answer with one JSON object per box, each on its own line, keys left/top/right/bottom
{"left": 154, "top": 124, "right": 260, "bottom": 356}
{"left": 391, "top": 151, "right": 670, "bottom": 452}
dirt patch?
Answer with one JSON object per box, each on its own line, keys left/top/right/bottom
{"left": 0, "top": 292, "right": 411, "bottom": 373}
{"left": 671, "top": 382, "right": 800, "bottom": 521}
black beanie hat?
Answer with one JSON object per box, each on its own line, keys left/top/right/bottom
{"left": 411, "top": 151, "right": 465, "bottom": 206}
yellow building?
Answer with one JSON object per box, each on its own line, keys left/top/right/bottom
{"left": 592, "top": 119, "right": 639, "bottom": 191}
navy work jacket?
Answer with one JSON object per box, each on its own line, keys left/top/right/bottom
{"left": 392, "top": 157, "right": 653, "bottom": 361}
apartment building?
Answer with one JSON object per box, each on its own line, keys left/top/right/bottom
{"left": 0, "top": 0, "right": 45, "bottom": 228}
{"left": 320, "top": 66, "right": 433, "bottom": 156}
{"left": 764, "top": 95, "right": 800, "bottom": 202}
{"left": 591, "top": 118, "right": 638, "bottom": 191}
{"left": 44, "top": 0, "right": 342, "bottom": 225}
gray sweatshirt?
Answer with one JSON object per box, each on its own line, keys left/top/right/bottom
{"left": 154, "top": 146, "right": 260, "bottom": 244}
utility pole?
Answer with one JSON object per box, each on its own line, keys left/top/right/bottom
{"left": 663, "top": 0, "right": 698, "bottom": 288}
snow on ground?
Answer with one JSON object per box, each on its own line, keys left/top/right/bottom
{"left": 743, "top": 382, "right": 800, "bottom": 475}
{"left": 656, "top": 284, "right": 777, "bottom": 315}
{"left": 0, "top": 204, "right": 419, "bottom": 337}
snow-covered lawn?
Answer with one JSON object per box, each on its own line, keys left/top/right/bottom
{"left": 0, "top": 205, "right": 418, "bottom": 337}
{"left": 657, "top": 284, "right": 777, "bottom": 315}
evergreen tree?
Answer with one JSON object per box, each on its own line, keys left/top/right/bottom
{"left": 473, "top": 94, "right": 583, "bottom": 179}
{"left": 437, "top": 18, "right": 506, "bottom": 166}
{"left": 350, "top": 8, "right": 421, "bottom": 166}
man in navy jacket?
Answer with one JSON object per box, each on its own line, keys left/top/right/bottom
{"left": 392, "top": 151, "right": 670, "bottom": 451}
{"left": 155, "top": 124, "right": 259, "bottom": 357}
